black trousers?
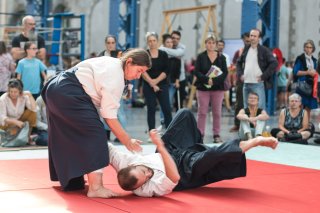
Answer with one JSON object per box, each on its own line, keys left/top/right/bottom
{"left": 143, "top": 83, "right": 172, "bottom": 130}
{"left": 161, "top": 109, "right": 247, "bottom": 191}
{"left": 41, "top": 69, "right": 108, "bottom": 188}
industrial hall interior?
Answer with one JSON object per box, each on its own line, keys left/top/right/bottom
{"left": 0, "top": 0, "right": 319, "bottom": 212}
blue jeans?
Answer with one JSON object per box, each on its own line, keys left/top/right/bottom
{"left": 243, "top": 82, "right": 266, "bottom": 110}
{"left": 239, "top": 120, "right": 265, "bottom": 140}
{"left": 160, "top": 83, "right": 176, "bottom": 123}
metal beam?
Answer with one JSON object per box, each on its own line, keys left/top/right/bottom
{"left": 108, "top": 0, "right": 138, "bottom": 50}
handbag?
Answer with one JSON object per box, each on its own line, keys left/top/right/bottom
{"left": 296, "top": 79, "right": 313, "bottom": 97}
{"left": 0, "top": 122, "right": 29, "bottom": 147}
{"left": 284, "top": 131, "right": 302, "bottom": 141}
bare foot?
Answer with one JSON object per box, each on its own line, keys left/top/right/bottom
{"left": 87, "top": 186, "right": 118, "bottom": 198}
{"left": 240, "top": 136, "right": 278, "bottom": 153}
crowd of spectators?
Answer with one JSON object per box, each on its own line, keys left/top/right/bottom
{"left": 1, "top": 15, "right": 320, "bottom": 148}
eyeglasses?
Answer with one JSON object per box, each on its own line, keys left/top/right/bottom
{"left": 305, "top": 46, "right": 313, "bottom": 49}
{"left": 27, "top": 23, "right": 36, "bottom": 26}
{"left": 171, "top": 36, "right": 180, "bottom": 40}
{"left": 107, "top": 42, "right": 115, "bottom": 44}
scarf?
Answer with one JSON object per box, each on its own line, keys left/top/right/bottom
{"left": 305, "top": 53, "right": 313, "bottom": 70}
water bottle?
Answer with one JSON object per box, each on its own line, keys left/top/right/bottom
{"left": 262, "top": 125, "right": 271, "bottom": 137}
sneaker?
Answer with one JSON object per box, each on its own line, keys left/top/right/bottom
{"left": 229, "top": 126, "right": 239, "bottom": 132}
{"left": 156, "top": 125, "right": 163, "bottom": 132}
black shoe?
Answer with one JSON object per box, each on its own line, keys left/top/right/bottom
{"left": 114, "top": 138, "right": 120, "bottom": 143}
{"left": 63, "top": 176, "right": 85, "bottom": 191}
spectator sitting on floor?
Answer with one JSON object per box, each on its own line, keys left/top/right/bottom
{"left": 34, "top": 94, "right": 48, "bottom": 146}
{"left": 270, "top": 93, "right": 312, "bottom": 144}
{"left": 237, "top": 92, "right": 269, "bottom": 140}
{"left": 0, "top": 78, "right": 37, "bottom": 145}
{"left": 108, "top": 109, "right": 278, "bottom": 197}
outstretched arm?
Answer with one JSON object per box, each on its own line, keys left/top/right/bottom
{"left": 149, "top": 130, "right": 180, "bottom": 184}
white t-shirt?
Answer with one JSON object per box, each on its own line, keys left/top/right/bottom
{"left": 75, "top": 56, "right": 124, "bottom": 119}
{"left": 108, "top": 143, "right": 177, "bottom": 197}
{"left": 244, "top": 47, "right": 263, "bottom": 83}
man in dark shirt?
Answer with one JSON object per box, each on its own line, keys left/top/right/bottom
{"left": 11, "top": 15, "right": 46, "bottom": 62}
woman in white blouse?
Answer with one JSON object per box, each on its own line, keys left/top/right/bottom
{"left": 41, "top": 48, "right": 151, "bottom": 199}
{"left": 0, "top": 78, "right": 37, "bottom": 144}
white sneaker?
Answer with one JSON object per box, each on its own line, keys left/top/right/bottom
{"left": 156, "top": 125, "right": 163, "bottom": 132}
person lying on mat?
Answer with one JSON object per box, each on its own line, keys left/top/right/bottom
{"left": 109, "top": 109, "right": 278, "bottom": 197}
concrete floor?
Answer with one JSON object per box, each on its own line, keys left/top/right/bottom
{"left": 1, "top": 105, "right": 320, "bottom": 170}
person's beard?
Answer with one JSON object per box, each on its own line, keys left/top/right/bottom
{"left": 28, "top": 28, "right": 37, "bottom": 41}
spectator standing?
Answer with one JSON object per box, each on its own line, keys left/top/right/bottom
{"left": 277, "top": 58, "right": 289, "bottom": 108}
{"left": 285, "top": 61, "right": 294, "bottom": 96}
{"left": 237, "top": 28, "right": 278, "bottom": 110}
{"left": 16, "top": 42, "right": 47, "bottom": 100}
{"left": 170, "top": 31, "right": 187, "bottom": 109}
{"left": 11, "top": 15, "right": 46, "bottom": 62}
{"left": 158, "top": 34, "right": 181, "bottom": 125}
{"left": 142, "top": 32, "right": 172, "bottom": 131}
{"left": 194, "top": 35, "right": 228, "bottom": 143}
{"left": 0, "top": 41, "right": 16, "bottom": 96}
{"left": 217, "top": 39, "right": 232, "bottom": 112}
{"left": 98, "top": 35, "right": 122, "bottom": 58}
{"left": 293, "top": 39, "right": 318, "bottom": 119}
{"left": 229, "top": 32, "right": 250, "bottom": 132}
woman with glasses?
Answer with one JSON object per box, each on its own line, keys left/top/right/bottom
{"left": 16, "top": 41, "right": 47, "bottom": 100}
{"left": 142, "top": 32, "right": 172, "bottom": 132}
{"left": 293, "top": 39, "right": 318, "bottom": 119}
{"left": 237, "top": 92, "right": 269, "bottom": 140}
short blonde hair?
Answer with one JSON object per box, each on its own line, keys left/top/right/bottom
{"left": 145, "top": 32, "right": 158, "bottom": 41}
{"left": 205, "top": 34, "right": 216, "bottom": 43}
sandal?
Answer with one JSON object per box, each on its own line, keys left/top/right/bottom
{"left": 213, "top": 135, "right": 223, "bottom": 143}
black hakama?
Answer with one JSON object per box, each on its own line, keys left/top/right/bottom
{"left": 41, "top": 69, "right": 109, "bottom": 188}
{"left": 161, "top": 109, "right": 247, "bottom": 191}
